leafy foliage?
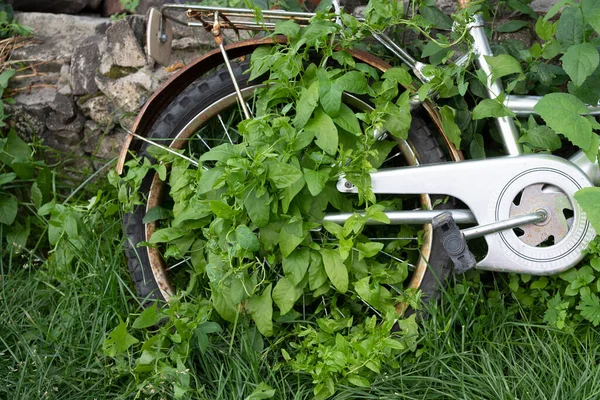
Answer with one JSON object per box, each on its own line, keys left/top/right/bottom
{"left": 104, "top": 0, "right": 600, "bottom": 398}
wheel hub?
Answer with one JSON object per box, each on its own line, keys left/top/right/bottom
{"left": 509, "top": 183, "right": 572, "bottom": 246}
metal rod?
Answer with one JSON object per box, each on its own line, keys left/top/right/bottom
{"left": 469, "top": 14, "right": 522, "bottom": 156}
{"left": 506, "top": 95, "right": 600, "bottom": 117}
{"left": 161, "top": 3, "right": 316, "bottom": 19}
{"left": 213, "top": 11, "right": 252, "bottom": 120}
{"left": 124, "top": 129, "right": 199, "bottom": 167}
{"left": 322, "top": 209, "right": 476, "bottom": 225}
{"left": 462, "top": 210, "right": 546, "bottom": 240}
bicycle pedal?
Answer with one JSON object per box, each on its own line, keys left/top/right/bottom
{"left": 432, "top": 212, "right": 476, "bottom": 274}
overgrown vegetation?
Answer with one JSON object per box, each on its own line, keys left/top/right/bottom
{"left": 3, "top": 0, "right": 600, "bottom": 399}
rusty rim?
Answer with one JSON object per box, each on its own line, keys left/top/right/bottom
{"left": 143, "top": 86, "right": 436, "bottom": 303}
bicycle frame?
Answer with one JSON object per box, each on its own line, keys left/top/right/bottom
{"left": 136, "top": 1, "right": 600, "bottom": 275}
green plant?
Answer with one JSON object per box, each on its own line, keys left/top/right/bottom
{"left": 106, "top": 0, "right": 600, "bottom": 399}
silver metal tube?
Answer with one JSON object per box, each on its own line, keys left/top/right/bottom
{"left": 569, "top": 150, "right": 600, "bottom": 186}
{"left": 323, "top": 209, "right": 476, "bottom": 225}
{"left": 160, "top": 4, "right": 316, "bottom": 19}
{"left": 462, "top": 210, "right": 546, "bottom": 240}
{"left": 507, "top": 95, "right": 600, "bottom": 116}
{"left": 469, "top": 14, "right": 522, "bottom": 156}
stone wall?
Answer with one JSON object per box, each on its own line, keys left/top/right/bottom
{"left": 7, "top": 1, "right": 557, "bottom": 175}
{"left": 8, "top": 11, "right": 215, "bottom": 173}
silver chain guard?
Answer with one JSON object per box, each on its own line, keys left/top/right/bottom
{"left": 337, "top": 154, "right": 596, "bottom": 275}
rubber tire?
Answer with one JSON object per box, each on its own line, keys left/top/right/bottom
{"left": 123, "top": 62, "right": 453, "bottom": 307}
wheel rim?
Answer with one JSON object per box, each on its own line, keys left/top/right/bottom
{"left": 142, "top": 84, "right": 435, "bottom": 305}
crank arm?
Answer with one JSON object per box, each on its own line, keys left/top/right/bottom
{"left": 337, "top": 154, "right": 597, "bottom": 275}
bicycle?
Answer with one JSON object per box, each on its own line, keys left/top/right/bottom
{"left": 115, "top": 0, "right": 600, "bottom": 322}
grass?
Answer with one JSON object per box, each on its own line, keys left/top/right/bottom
{"left": 2, "top": 176, "right": 600, "bottom": 400}
{"left": 0, "top": 214, "right": 135, "bottom": 399}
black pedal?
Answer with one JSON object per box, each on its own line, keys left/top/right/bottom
{"left": 432, "top": 212, "right": 476, "bottom": 274}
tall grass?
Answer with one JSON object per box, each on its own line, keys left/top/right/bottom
{"left": 0, "top": 215, "right": 134, "bottom": 399}
{"left": 2, "top": 199, "right": 600, "bottom": 399}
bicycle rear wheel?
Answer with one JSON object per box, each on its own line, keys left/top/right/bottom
{"left": 123, "top": 59, "right": 453, "bottom": 318}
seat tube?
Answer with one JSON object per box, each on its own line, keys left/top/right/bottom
{"left": 469, "top": 14, "right": 523, "bottom": 156}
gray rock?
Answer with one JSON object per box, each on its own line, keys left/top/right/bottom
{"left": 80, "top": 95, "right": 115, "bottom": 126}
{"left": 95, "top": 67, "right": 160, "bottom": 113}
{"left": 41, "top": 129, "right": 83, "bottom": 151}
{"left": 46, "top": 112, "right": 85, "bottom": 133}
{"left": 83, "top": 121, "right": 128, "bottom": 160}
{"left": 102, "top": 0, "right": 125, "bottom": 16}
{"left": 12, "top": 13, "right": 110, "bottom": 70}
{"left": 71, "top": 41, "right": 101, "bottom": 96}
{"left": 6, "top": 105, "right": 47, "bottom": 141}
{"left": 51, "top": 94, "right": 76, "bottom": 119}
{"left": 8, "top": 0, "right": 93, "bottom": 14}
{"left": 106, "top": 19, "right": 147, "bottom": 68}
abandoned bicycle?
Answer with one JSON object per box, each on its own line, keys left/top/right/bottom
{"left": 116, "top": 0, "right": 600, "bottom": 325}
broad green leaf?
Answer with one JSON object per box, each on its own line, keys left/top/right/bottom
{"left": 506, "top": 0, "right": 537, "bottom": 18}
{"left": 568, "top": 66, "right": 600, "bottom": 106}
{"left": 281, "top": 175, "right": 305, "bottom": 213}
{"left": 561, "top": 43, "right": 599, "bottom": 87}
{"left": 335, "top": 71, "right": 368, "bottom": 94}
{"left": 582, "top": 0, "right": 600, "bottom": 35}
{"left": 577, "top": 289, "right": 600, "bottom": 326}
{"left": 591, "top": 258, "right": 600, "bottom": 272}
{"left": 355, "top": 242, "right": 384, "bottom": 259}
{"left": 575, "top": 187, "right": 600, "bottom": 233}
{"left": 321, "top": 248, "right": 348, "bottom": 293}
{"left": 274, "top": 19, "right": 300, "bottom": 38}
{"left": 268, "top": 162, "right": 303, "bottom": 189}
{"left": 303, "top": 168, "right": 330, "bottom": 196}
{"left": 0, "top": 172, "right": 16, "bottom": 186}
{"left": 235, "top": 225, "right": 260, "bottom": 252}
{"left": 484, "top": 54, "right": 523, "bottom": 83}
{"left": 209, "top": 200, "right": 238, "bottom": 219}
{"left": 496, "top": 20, "right": 529, "bottom": 33}
{"left": 472, "top": 99, "right": 515, "bottom": 119}
{"left": 283, "top": 248, "right": 310, "bottom": 286}
{"left": 382, "top": 67, "right": 413, "bottom": 86}
{"left": 534, "top": 93, "right": 595, "bottom": 159}
{"left": 318, "top": 68, "right": 342, "bottom": 117}
{"left": 272, "top": 277, "right": 302, "bottom": 315}
{"left": 199, "top": 143, "right": 239, "bottom": 162}
{"left": 293, "top": 81, "right": 319, "bottom": 129}
{"left": 308, "top": 251, "right": 328, "bottom": 290}
{"left": 279, "top": 220, "right": 305, "bottom": 257}
{"left": 519, "top": 125, "right": 562, "bottom": 151}
{"left": 212, "top": 285, "right": 239, "bottom": 322}
{"left": 245, "top": 382, "right": 276, "bottom": 400}
{"left": 347, "top": 375, "right": 371, "bottom": 388}
{"left": 305, "top": 108, "right": 338, "bottom": 155}
{"left": 332, "top": 103, "right": 361, "bottom": 135}
{"left": 544, "top": 293, "right": 569, "bottom": 329}
{"left": 132, "top": 304, "right": 161, "bottom": 329}
{"left": 439, "top": 106, "right": 462, "bottom": 148}
{"left": 103, "top": 320, "right": 139, "bottom": 357}
{"left": 535, "top": 17, "right": 555, "bottom": 41}
{"left": 0, "top": 69, "right": 15, "bottom": 88}
{"left": 173, "top": 197, "right": 211, "bottom": 226}
{"left": 244, "top": 187, "right": 270, "bottom": 228}
{"left": 149, "top": 227, "right": 189, "bottom": 243}
{"left": 419, "top": 5, "right": 453, "bottom": 29}
{"left": 383, "top": 92, "right": 412, "bottom": 139}
{"left": 0, "top": 194, "right": 18, "bottom": 225}
{"left": 248, "top": 284, "right": 273, "bottom": 337}
{"left": 143, "top": 206, "right": 171, "bottom": 224}
{"left": 470, "top": 134, "right": 486, "bottom": 159}
{"left": 249, "top": 45, "right": 276, "bottom": 81}
{"left": 556, "top": 6, "right": 584, "bottom": 46}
